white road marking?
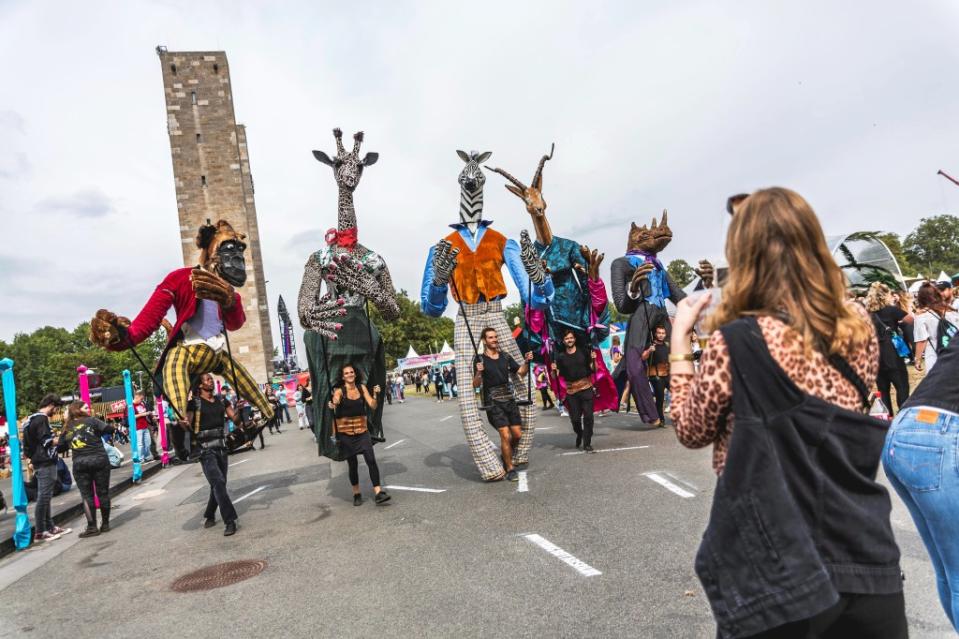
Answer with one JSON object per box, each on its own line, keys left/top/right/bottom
{"left": 523, "top": 533, "right": 602, "bottom": 577}
{"left": 535, "top": 426, "right": 554, "bottom": 431}
{"left": 517, "top": 471, "right": 529, "bottom": 493}
{"left": 229, "top": 459, "right": 251, "bottom": 467}
{"left": 132, "top": 489, "right": 165, "bottom": 501}
{"left": 440, "top": 415, "right": 454, "bottom": 422}
{"left": 643, "top": 472, "right": 695, "bottom": 498}
{"left": 560, "top": 445, "right": 650, "bottom": 456}
{"left": 384, "top": 485, "right": 446, "bottom": 493}
{"left": 384, "top": 439, "right": 406, "bottom": 450}
{"left": 233, "top": 485, "right": 270, "bottom": 503}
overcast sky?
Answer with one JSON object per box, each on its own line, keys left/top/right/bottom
{"left": 2, "top": 1, "right": 959, "bottom": 357}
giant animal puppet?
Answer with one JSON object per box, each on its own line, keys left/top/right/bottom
{"left": 421, "top": 150, "right": 554, "bottom": 481}
{"left": 487, "top": 145, "right": 618, "bottom": 413}
{"left": 89, "top": 219, "right": 276, "bottom": 456}
{"left": 298, "top": 129, "right": 400, "bottom": 458}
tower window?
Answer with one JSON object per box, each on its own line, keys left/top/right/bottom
{"left": 191, "top": 91, "right": 197, "bottom": 105}
{"left": 213, "top": 63, "right": 219, "bottom": 74}
{"left": 201, "top": 175, "right": 207, "bottom": 187}
{"left": 196, "top": 133, "right": 202, "bottom": 143}
{"left": 170, "top": 64, "right": 177, "bottom": 75}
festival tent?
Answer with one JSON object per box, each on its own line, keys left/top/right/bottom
{"left": 405, "top": 345, "right": 419, "bottom": 359}
{"left": 439, "top": 341, "right": 453, "bottom": 354}
{"left": 937, "top": 271, "right": 951, "bottom": 284}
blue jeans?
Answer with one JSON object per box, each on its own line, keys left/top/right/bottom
{"left": 882, "top": 406, "right": 959, "bottom": 631}
{"left": 136, "top": 429, "right": 152, "bottom": 461}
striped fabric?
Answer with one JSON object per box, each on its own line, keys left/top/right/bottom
{"left": 161, "top": 342, "right": 274, "bottom": 422}
{"left": 454, "top": 300, "right": 536, "bottom": 481}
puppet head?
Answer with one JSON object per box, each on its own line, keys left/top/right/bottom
{"left": 312, "top": 128, "right": 378, "bottom": 193}
{"left": 486, "top": 144, "right": 555, "bottom": 245}
{"left": 196, "top": 219, "right": 248, "bottom": 287}
{"left": 627, "top": 210, "right": 673, "bottom": 254}
{"left": 456, "top": 150, "right": 491, "bottom": 226}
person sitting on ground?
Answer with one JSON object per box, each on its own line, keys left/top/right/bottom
{"left": 552, "top": 329, "right": 597, "bottom": 451}
{"left": 61, "top": 401, "right": 115, "bottom": 537}
{"left": 327, "top": 364, "right": 390, "bottom": 506}
{"left": 473, "top": 327, "right": 533, "bottom": 481}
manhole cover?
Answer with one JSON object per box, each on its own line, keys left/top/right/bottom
{"left": 170, "top": 559, "right": 267, "bottom": 592}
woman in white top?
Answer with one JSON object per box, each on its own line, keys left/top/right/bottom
{"left": 913, "top": 282, "right": 959, "bottom": 373}
{"left": 294, "top": 384, "right": 307, "bottom": 429}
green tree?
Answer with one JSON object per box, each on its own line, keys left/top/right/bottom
{"left": 368, "top": 290, "right": 454, "bottom": 369}
{"left": 876, "top": 232, "right": 914, "bottom": 275}
{"left": 903, "top": 215, "right": 959, "bottom": 278}
{"left": 503, "top": 303, "right": 523, "bottom": 330}
{"left": 666, "top": 259, "right": 696, "bottom": 288}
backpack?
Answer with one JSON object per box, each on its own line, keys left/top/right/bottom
{"left": 930, "top": 312, "right": 958, "bottom": 353}
{"left": 20, "top": 413, "right": 56, "bottom": 460}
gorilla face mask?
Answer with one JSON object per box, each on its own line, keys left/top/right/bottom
{"left": 216, "top": 239, "right": 248, "bottom": 287}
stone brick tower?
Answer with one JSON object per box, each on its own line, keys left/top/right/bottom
{"left": 156, "top": 47, "right": 274, "bottom": 382}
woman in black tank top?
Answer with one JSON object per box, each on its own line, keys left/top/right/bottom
{"left": 328, "top": 363, "right": 391, "bottom": 506}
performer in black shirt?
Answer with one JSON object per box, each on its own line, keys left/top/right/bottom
{"left": 473, "top": 327, "right": 533, "bottom": 481}
{"left": 187, "top": 373, "right": 239, "bottom": 536}
{"left": 642, "top": 325, "right": 670, "bottom": 426}
{"left": 552, "top": 329, "right": 597, "bottom": 451}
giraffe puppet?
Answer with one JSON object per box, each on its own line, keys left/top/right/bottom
{"left": 487, "top": 144, "right": 619, "bottom": 415}
{"left": 421, "top": 150, "right": 554, "bottom": 481}
{"left": 298, "top": 128, "right": 400, "bottom": 459}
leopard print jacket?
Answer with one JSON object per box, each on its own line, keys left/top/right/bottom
{"left": 671, "top": 312, "right": 878, "bottom": 475}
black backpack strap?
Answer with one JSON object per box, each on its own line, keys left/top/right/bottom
{"left": 827, "top": 353, "right": 871, "bottom": 410}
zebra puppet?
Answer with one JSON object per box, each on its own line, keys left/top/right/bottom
{"left": 421, "top": 150, "right": 554, "bottom": 481}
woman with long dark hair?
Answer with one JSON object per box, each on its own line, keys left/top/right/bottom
{"left": 327, "top": 363, "right": 390, "bottom": 506}
{"left": 670, "top": 188, "right": 905, "bottom": 638}
{"left": 61, "top": 400, "right": 115, "bottom": 537}
{"left": 913, "top": 281, "right": 959, "bottom": 374}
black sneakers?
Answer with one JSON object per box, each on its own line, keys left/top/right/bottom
{"left": 506, "top": 469, "right": 519, "bottom": 482}
{"left": 204, "top": 518, "right": 217, "bottom": 529}
{"left": 374, "top": 490, "right": 391, "bottom": 505}
{"left": 78, "top": 526, "right": 100, "bottom": 538}
{"left": 224, "top": 521, "right": 237, "bottom": 536}
{"left": 584, "top": 445, "right": 595, "bottom": 453}
{"left": 353, "top": 494, "right": 363, "bottom": 507}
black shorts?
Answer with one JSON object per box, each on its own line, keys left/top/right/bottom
{"left": 487, "top": 400, "right": 522, "bottom": 429}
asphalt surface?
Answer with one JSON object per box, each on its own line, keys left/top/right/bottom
{"left": 0, "top": 393, "right": 953, "bottom": 638}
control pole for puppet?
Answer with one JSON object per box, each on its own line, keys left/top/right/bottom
{"left": 1, "top": 359, "right": 32, "bottom": 550}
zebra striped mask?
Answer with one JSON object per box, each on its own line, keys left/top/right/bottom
{"left": 456, "top": 150, "right": 492, "bottom": 228}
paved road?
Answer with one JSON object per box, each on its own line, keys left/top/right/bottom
{"left": 0, "top": 394, "right": 952, "bottom": 638}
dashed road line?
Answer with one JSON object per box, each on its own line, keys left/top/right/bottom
{"left": 440, "top": 415, "right": 454, "bottom": 422}
{"left": 535, "top": 426, "right": 554, "bottom": 431}
{"left": 517, "top": 471, "right": 529, "bottom": 493}
{"left": 385, "top": 485, "right": 446, "bottom": 493}
{"left": 560, "top": 445, "right": 650, "bottom": 457}
{"left": 523, "top": 533, "right": 602, "bottom": 577}
{"left": 234, "top": 485, "right": 270, "bottom": 503}
{"left": 229, "top": 459, "right": 251, "bottom": 468}
{"left": 384, "top": 439, "right": 406, "bottom": 450}
{"left": 643, "top": 472, "right": 694, "bottom": 498}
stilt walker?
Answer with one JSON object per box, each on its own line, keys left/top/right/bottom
{"left": 88, "top": 220, "right": 280, "bottom": 460}
{"left": 298, "top": 129, "right": 400, "bottom": 459}
{"left": 0, "top": 358, "right": 32, "bottom": 550}
{"left": 487, "top": 145, "right": 618, "bottom": 414}
{"left": 421, "top": 150, "right": 554, "bottom": 481}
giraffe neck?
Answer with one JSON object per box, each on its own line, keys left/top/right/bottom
{"left": 337, "top": 186, "right": 356, "bottom": 231}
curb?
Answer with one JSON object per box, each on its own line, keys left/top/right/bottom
{"left": 0, "top": 461, "right": 165, "bottom": 559}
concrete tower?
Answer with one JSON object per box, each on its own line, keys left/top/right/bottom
{"left": 156, "top": 47, "right": 274, "bottom": 382}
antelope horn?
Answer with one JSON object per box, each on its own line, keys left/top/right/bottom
{"left": 531, "top": 142, "right": 555, "bottom": 188}
{"left": 485, "top": 166, "right": 528, "bottom": 191}
{"left": 352, "top": 131, "right": 364, "bottom": 156}
{"left": 333, "top": 127, "right": 345, "bottom": 155}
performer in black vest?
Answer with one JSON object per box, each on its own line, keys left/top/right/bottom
{"left": 551, "top": 328, "right": 597, "bottom": 451}
{"left": 187, "top": 373, "right": 239, "bottom": 536}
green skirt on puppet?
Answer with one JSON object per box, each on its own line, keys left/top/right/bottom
{"left": 305, "top": 306, "right": 386, "bottom": 461}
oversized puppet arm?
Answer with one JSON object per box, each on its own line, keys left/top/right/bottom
{"left": 576, "top": 245, "right": 612, "bottom": 343}
{"left": 372, "top": 262, "right": 401, "bottom": 321}
{"left": 420, "top": 244, "right": 450, "bottom": 318}
{"left": 326, "top": 253, "right": 399, "bottom": 319}
{"left": 505, "top": 237, "right": 554, "bottom": 310}
{"left": 90, "top": 273, "right": 179, "bottom": 351}
{"left": 610, "top": 257, "right": 639, "bottom": 315}
{"left": 297, "top": 255, "right": 346, "bottom": 339}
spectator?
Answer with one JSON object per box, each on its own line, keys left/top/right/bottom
{"left": 670, "top": 188, "right": 904, "bottom": 637}
{"left": 275, "top": 385, "right": 291, "bottom": 423}
{"left": 449, "top": 364, "right": 458, "bottom": 398}
{"left": 433, "top": 368, "right": 445, "bottom": 402}
{"left": 913, "top": 282, "right": 959, "bottom": 374}
{"left": 535, "top": 365, "right": 554, "bottom": 409}
{"left": 22, "top": 393, "right": 71, "bottom": 542}
{"left": 132, "top": 391, "right": 154, "bottom": 463}
{"left": 294, "top": 384, "right": 308, "bottom": 429}
{"left": 866, "top": 282, "right": 912, "bottom": 412}
{"left": 414, "top": 374, "right": 422, "bottom": 394}
{"left": 61, "top": 401, "right": 115, "bottom": 537}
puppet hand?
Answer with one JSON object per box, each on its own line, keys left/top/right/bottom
{"left": 628, "top": 262, "right": 656, "bottom": 296}
{"left": 326, "top": 253, "right": 379, "bottom": 298}
{"left": 431, "top": 239, "right": 459, "bottom": 287}
{"left": 89, "top": 309, "right": 131, "bottom": 348}
{"left": 305, "top": 294, "right": 345, "bottom": 340}
{"left": 695, "top": 259, "right": 715, "bottom": 288}
{"left": 191, "top": 267, "right": 235, "bottom": 308}
{"left": 520, "top": 230, "right": 547, "bottom": 285}
{"left": 579, "top": 245, "right": 605, "bottom": 281}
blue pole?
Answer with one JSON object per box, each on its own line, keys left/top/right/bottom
{"left": 123, "top": 370, "right": 142, "bottom": 482}
{"left": 0, "top": 358, "right": 32, "bottom": 550}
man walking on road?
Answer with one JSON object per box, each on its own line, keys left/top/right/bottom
{"left": 22, "top": 393, "right": 71, "bottom": 542}
{"left": 473, "top": 327, "right": 533, "bottom": 482}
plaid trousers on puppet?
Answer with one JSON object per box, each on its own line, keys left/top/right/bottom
{"left": 161, "top": 341, "right": 274, "bottom": 421}
{"left": 454, "top": 301, "right": 536, "bottom": 481}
